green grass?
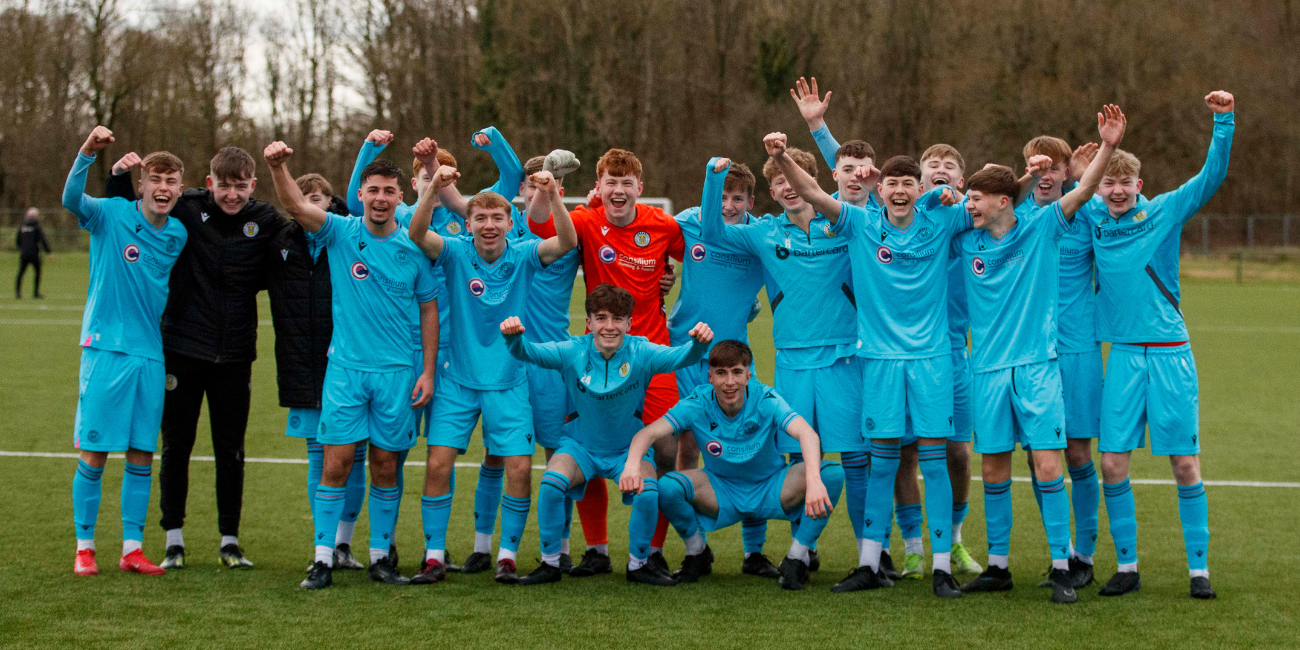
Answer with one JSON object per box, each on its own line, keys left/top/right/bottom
{"left": 2, "top": 252, "right": 1298, "bottom": 649}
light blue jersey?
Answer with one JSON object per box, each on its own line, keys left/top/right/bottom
{"left": 831, "top": 193, "right": 972, "bottom": 359}
{"left": 1018, "top": 197, "right": 1096, "bottom": 353}
{"left": 955, "top": 202, "right": 1070, "bottom": 373}
{"left": 664, "top": 380, "right": 797, "bottom": 482}
{"left": 505, "top": 333, "right": 707, "bottom": 453}
{"left": 520, "top": 215, "right": 581, "bottom": 345}
{"left": 668, "top": 162, "right": 766, "bottom": 348}
{"left": 1079, "top": 112, "right": 1235, "bottom": 343}
{"left": 315, "top": 213, "right": 439, "bottom": 371}
{"left": 946, "top": 257, "right": 969, "bottom": 349}
{"left": 62, "top": 152, "right": 187, "bottom": 361}
{"left": 435, "top": 236, "right": 544, "bottom": 389}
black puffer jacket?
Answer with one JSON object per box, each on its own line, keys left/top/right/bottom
{"left": 264, "top": 196, "right": 346, "bottom": 408}
{"left": 105, "top": 173, "right": 286, "bottom": 363}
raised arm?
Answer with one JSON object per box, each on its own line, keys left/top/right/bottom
{"left": 645, "top": 323, "right": 714, "bottom": 374}
{"left": 407, "top": 138, "right": 452, "bottom": 259}
{"left": 1060, "top": 104, "right": 1126, "bottom": 219}
{"left": 472, "top": 126, "right": 526, "bottom": 202}
{"left": 1167, "top": 91, "right": 1235, "bottom": 224}
{"left": 1013, "top": 155, "right": 1052, "bottom": 208}
{"left": 766, "top": 132, "right": 842, "bottom": 221}
{"left": 346, "top": 130, "right": 392, "bottom": 216}
{"left": 263, "top": 142, "right": 328, "bottom": 233}
{"left": 699, "top": 157, "right": 748, "bottom": 250}
{"left": 790, "top": 77, "right": 841, "bottom": 169}
{"left": 619, "top": 418, "right": 677, "bottom": 495}
{"left": 530, "top": 170, "right": 578, "bottom": 265}
{"left": 500, "top": 317, "right": 570, "bottom": 370}
{"left": 63, "top": 127, "right": 115, "bottom": 229}
{"left": 105, "top": 151, "right": 141, "bottom": 200}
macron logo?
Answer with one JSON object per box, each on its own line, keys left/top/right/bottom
{"left": 601, "top": 226, "right": 610, "bottom": 236}
{"left": 201, "top": 213, "right": 210, "bottom": 222}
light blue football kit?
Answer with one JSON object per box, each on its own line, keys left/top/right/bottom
{"left": 507, "top": 332, "right": 707, "bottom": 564}
{"left": 64, "top": 151, "right": 187, "bottom": 548}
{"left": 521, "top": 217, "right": 582, "bottom": 450}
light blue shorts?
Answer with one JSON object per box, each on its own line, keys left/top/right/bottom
{"left": 74, "top": 348, "right": 164, "bottom": 453}
{"left": 950, "top": 348, "right": 974, "bottom": 443}
{"left": 1059, "top": 347, "right": 1102, "bottom": 440}
{"left": 1100, "top": 343, "right": 1200, "bottom": 456}
{"left": 284, "top": 407, "right": 322, "bottom": 438}
{"left": 320, "top": 363, "right": 420, "bottom": 452}
{"left": 773, "top": 356, "right": 865, "bottom": 454}
{"left": 527, "top": 364, "right": 573, "bottom": 450}
{"left": 697, "top": 465, "right": 798, "bottom": 532}
{"left": 557, "top": 443, "right": 656, "bottom": 505}
{"left": 972, "top": 359, "right": 1067, "bottom": 454}
{"left": 862, "top": 354, "right": 955, "bottom": 440}
{"left": 427, "top": 377, "right": 535, "bottom": 457}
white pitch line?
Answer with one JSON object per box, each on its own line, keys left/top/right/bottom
{"left": 2, "top": 451, "right": 1297, "bottom": 488}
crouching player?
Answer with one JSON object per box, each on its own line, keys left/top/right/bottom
{"left": 65, "top": 126, "right": 187, "bottom": 576}
{"left": 620, "top": 341, "right": 843, "bottom": 590}
{"left": 501, "top": 284, "right": 713, "bottom": 586}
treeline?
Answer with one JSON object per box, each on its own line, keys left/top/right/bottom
{"left": 0, "top": 0, "right": 1294, "bottom": 222}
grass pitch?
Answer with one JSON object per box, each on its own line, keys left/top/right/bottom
{"left": 1, "top": 251, "right": 1298, "bottom": 649}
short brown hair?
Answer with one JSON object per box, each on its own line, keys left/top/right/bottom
{"left": 920, "top": 144, "right": 966, "bottom": 174}
{"left": 880, "top": 155, "right": 922, "bottom": 181}
{"left": 141, "top": 151, "right": 184, "bottom": 177}
{"left": 708, "top": 340, "right": 753, "bottom": 369}
{"left": 466, "top": 191, "right": 512, "bottom": 217}
{"left": 762, "top": 148, "right": 817, "bottom": 181}
{"left": 585, "top": 283, "right": 635, "bottom": 318}
{"left": 835, "top": 140, "right": 876, "bottom": 164}
{"left": 412, "top": 150, "right": 458, "bottom": 178}
{"left": 596, "top": 148, "right": 643, "bottom": 180}
{"left": 524, "top": 155, "right": 563, "bottom": 186}
{"left": 210, "top": 147, "right": 255, "bottom": 181}
{"left": 966, "top": 165, "right": 1020, "bottom": 201}
{"left": 1023, "top": 136, "right": 1071, "bottom": 165}
{"left": 295, "top": 173, "right": 333, "bottom": 197}
{"left": 723, "top": 162, "right": 756, "bottom": 197}
{"left": 1105, "top": 149, "right": 1141, "bottom": 178}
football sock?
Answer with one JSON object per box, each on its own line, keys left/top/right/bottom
{"left": 220, "top": 535, "right": 238, "bottom": 548}
{"left": 166, "top": 528, "right": 184, "bottom": 549}
{"left": 474, "top": 532, "right": 492, "bottom": 554}
{"left": 658, "top": 472, "right": 701, "bottom": 540}
{"left": 473, "top": 464, "right": 505, "bottom": 540}
{"left": 1103, "top": 478, "right": 1138, "bottom": 571}
{"left": 897, "top": 503, "right": 923, "bottom": 552}
{"left": 314, "top": 485, "right": 347, "bottom": 566}
{"left": 499, "top": 494, "right": 530, "bottom": 555}
{"left": 538, "top": 472, "right": 570, "bottom": 561}
{"left": 787, "top": 540, "right": 811, "bottom": 564}
{"left": 391, "top": 448, "right": 408, "bottom": 539}
{"left": 305, "top": 438, "right": 323, "bottom": 515}
{"left": 420, "top": 493, "right": 453, "bottom": 553}
{"left": 341, "top": 445, "right": 367, "bottom": 527}
{"left": 863, "top": 442, "right": 901, "bottom": 549}
{"left": 1069, "top": 461, "right": 1100, "bottom": 559}
{"left": 683, "top": 531, "right": 707, "bottom": 556}
{"left": 576, "top": 478, "right": 609, "bottom": 547}
{"left": 120, "top": 463, "right": 152, "bottom": 547}
{"left": 651, "top": 513, "right": 670, "bottom": 551}
{"left": 840, "top": 450, "right": 869, "bottom": 540}
{"left": 367, "top": 485, "right": 401, "bottom": 558}
{"left": 741, "top": 518, "right": 767, "bottom": 555}
{"left": 1177, "top": 482, "right": 1209, "bottom": 575}
{"left": 561, "top": 539, "right": 571, "bottom": 555}
{"left": 918, "top": 445, "right": 953, "bottom": 555}
{"left": 336, "top": 521, "right": 356, "bottom": 547}
{"left": 792, "top": 461, "right": 843, "bottom": 549}
{"left": 627, "top": 478, "right": 659, "bottom": 562}
{"left": 72, "top": 460, "right": 104, "bottom": 542}
{"left": 589, "top": 543, "right": 609, "bottom": 555}
{"left": 1038, "top": 475, "right": 1071, "bottom": 569}
{"left": 952, "top": 501, "right": 969, "bottom": 543}
{"left": 983, "top": 479, "right": 1013, "bottom": 561}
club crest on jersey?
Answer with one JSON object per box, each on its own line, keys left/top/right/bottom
{"left": 690, "top": 243, "right": 707, "bottom": 262}
{"left": 918, "top": 226, "right": 933, "bottom": 240}
{"left": 876, "top": 246, "right": 893, "bottom": 264}
{"left": 971, "top": 256, "right": 986, "bottom": 276}
{"left": 1132, "top": 210, "right": 1147, "bottom": 223}
{"left": 744, "top": 422, "right": 759, "bottom": 435}
{"left": 705, "top": 440, "right": 723, "bottom": 457}
{"left": 167, "top": 238, "right": 178, "bottom": 253}
{"left": 165, "top": 374, "right": 178, "bottom": 391}
{"left": 447, "top": 221, "right": 463, "bottom": 235}
{"left": 243, "top": 222, "right": 259, "bottom": 237}
{"left": 618, "top": 362, "right": 630, "bottom": 377}
{"left": 468, "top": 278, "right": 486, "bottom": 296}
{"left": 634, "top": 231, "right": 651, "bottom": 247}
{"left": 351, "top": 261, "right": 370, "bottom": 280}
{"left": 290, "top": 415, "right": 301, "bottom": 429}
{"left": 823, "top": 224, "right": 835, "bottom": 238}
{"left": 396, "top": 251, "right": 410, "bottom": 266}
{"left": 598, "top": 245, "right": 617, "bottom": 263}
{"left": 122, "top": 244, "right": 141, "bottom": 263}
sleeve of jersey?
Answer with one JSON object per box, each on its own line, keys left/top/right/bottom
{"left": 522, "top": 239, "right": 545, "bottom": 272}
{"left": 1165, "top": 111, "right": 1235, "bottom": 226}
{"left": 830, "top": 202, "right": 864, "bottom": 238}
{"left": 414, "top": 254, "right": 441, "bottom": 303}
{"left": 809, "top": 125, "right": 842, "bottom": 171}
{"left": 346, "top": 140, "right": 384, "bottom": 216}
{"left": 314, "top": 212, "right": 341, "bottom": 247}
{"left": 1047, "top": 201, "right": 1069, "bottom": 241}
{"left": 645, "top": 338, "right": 708, "bottom": 375}
{"left": 63, "top": 152, "right": 105, "bottom": 232}
{"left": 915, "top": 187, "right": 971, "bottom": 237}
{"left": 771, "top": 391, "right": 800, "bottom": 433}
{"left": 662, "top": 400, "right": 695, "bottom": 436}
{"left": 473, "top": 126, "right": 525, "bottom": 203}
{"left": 432, "top": 236, "right": 464, "bottom": 269}
{"left": 505, "top": 334, "right": 569, "bottom": 370}
{"left": 699, "top": 188, "right": 750, "bottom": 253}
{"left": 665, "top": 212, "right": 685, "bottom": 261}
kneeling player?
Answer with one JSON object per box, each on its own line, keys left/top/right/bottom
{"left": 620, "top": 341, "right": 842, "bottom": 590}
{"left": 501, "top": 284, "right": 713, "bottom": 586}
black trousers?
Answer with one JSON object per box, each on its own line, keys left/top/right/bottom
{"left": 15, "top": 255, "right": 40, "bottom": 297}
{"left": 158, "top": 352, "right": 253, "bottom": 537}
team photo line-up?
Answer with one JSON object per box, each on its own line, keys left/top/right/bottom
{"left": 62, "top": 75, "right": 1234, "bottom": 603}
